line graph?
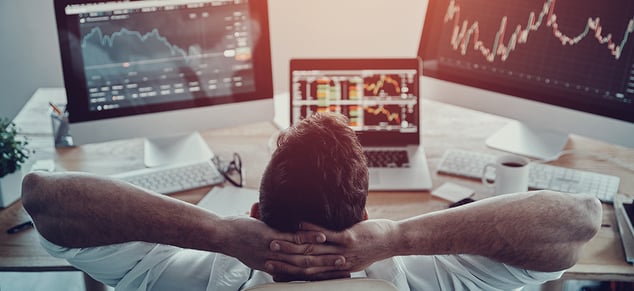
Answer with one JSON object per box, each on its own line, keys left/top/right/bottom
{"left": 444, "top": 0, "right": 634, "bottom": 62}
{"left": 365, "top": 106, "right": 401, "bottom": 124}
{"left": 81, "top": 27, "right": 204, "bottom": 67}
{"left": 364, "top": 75, "right": 401, "bottom": 96}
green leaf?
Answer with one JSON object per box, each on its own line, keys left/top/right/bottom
{"left": 0, "top": 118, "right": 33, "bottom": 177}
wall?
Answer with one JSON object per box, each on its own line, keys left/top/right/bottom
{"left": 0, "top": 0, "right": 64, "bottom": 120}
{"left": 268, "top": 0, "right": 426, "bottom": 94}
{"left": 0, "top": 0, "right": 426, "bottom": 119}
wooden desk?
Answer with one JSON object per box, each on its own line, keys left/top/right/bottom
{"left": 2, "top": 88, "right": 633, "bottom": 286}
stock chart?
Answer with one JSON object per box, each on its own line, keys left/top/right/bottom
{"left": 292, "top": 70, "right": 418, "bottom": 132}
{"left": 434, "top": 0, "right": 634, "bottom": 105}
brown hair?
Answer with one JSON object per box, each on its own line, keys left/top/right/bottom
{"left": 258, "top": 112, "right": 368, "bottom": 232}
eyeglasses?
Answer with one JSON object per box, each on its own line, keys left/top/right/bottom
{"left": 212, "top": 153, "right": 243, "bottom": 187}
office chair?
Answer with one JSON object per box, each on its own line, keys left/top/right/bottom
{"left": 244, "top": 278, "right": 398, "bottom": 291}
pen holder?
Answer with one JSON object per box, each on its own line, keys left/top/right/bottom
{"left": 50, "top": 108, "right": 74, "bottom": 148}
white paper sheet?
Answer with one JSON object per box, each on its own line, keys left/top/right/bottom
{"left": 196, "top": 186, "right": 259, "bottom": 217}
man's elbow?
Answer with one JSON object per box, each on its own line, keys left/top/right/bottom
{"left": 539, "top": 190, "right": 602, "bottom": 241}
{"left": 557, "top": 194, "right": 603, "bottom": 270}
{"left": 21, "top": 172, "right": 49, "bottom": 218}
{"left": 576, "top": 194, "right": 602, "bottom": 242}
{"left": 529, "top": 191, "right": 602, "bottom": 271}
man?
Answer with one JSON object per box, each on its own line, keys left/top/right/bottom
{"left": 22, "top": 112, "right": 602, "bottom": 290}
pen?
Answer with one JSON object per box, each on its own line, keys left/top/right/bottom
{"left": 6, "top": 221, "right": 34, "bottom": 234}
{"left": 49, "top": 102, "right": 63, "bottom": 116}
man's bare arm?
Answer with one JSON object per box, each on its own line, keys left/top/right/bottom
{"left": 21, "top": 171, "right": 344, "bottom": 275}
{"left": 268, "top": 191, "right": 602, "bottom": 273}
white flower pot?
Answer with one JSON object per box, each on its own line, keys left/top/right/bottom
{"left": 0, "top": 170, "right": 23, "bottom": 208}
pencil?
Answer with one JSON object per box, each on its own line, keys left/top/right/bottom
{"left": 49, "top": 102, "right": 63, "bottom": 116}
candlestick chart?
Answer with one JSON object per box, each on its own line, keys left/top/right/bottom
{"left": 443, "top": 0, "right": 634, "bottom": 62}
{"left": 431, "top": 0, "right": 634, "bottom": 105}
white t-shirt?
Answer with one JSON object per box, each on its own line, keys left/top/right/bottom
{"left": 39, "top": 236, "right": 563, "bottom": 291}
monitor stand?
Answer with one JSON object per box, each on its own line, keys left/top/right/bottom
{"left": 485, "top": 121, "right": 569, "bottom": 161}
{"left": 144, "top": 132, "right": 213, "bottom": 168}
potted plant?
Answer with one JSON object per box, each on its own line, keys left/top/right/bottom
{"left": 0, "top": 118, "right": 31, "bottom": 208}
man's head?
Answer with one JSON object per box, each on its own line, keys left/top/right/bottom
{"left": 257, "top": 112, "right": 369, "bottom": 232}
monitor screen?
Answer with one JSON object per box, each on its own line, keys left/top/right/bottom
{"left": 55, "top": 0, "right": 272, "bottom": 123}
{"left": 419, "top": 0, "right": 634, "bottom": 124}
{"left": 419, "top": 0, "right": 634, "bottom": 122}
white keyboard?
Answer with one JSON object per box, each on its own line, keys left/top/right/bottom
{"left": 437, "top": 149, "right": 620, "bottom": 203}
{"left": 111, "top": 160, "right": 225, "bottom": 195}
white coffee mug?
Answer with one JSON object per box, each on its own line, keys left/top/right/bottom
{"left": 481, "top": 155, "right": 530, "bottom": 195}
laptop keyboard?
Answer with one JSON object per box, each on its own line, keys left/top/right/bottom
{"left": 364, "top": 150, "right": 410, "bottom": 168}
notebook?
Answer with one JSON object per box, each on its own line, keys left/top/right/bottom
{"left": 289, "top": 58, "right": 432, "bottom": 191}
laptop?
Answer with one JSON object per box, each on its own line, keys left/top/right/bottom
{"left": 289, "top": 58, "right": 432, "bottom": 191}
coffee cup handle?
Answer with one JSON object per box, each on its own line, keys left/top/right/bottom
{"left": 481, "top": 163, "right": 496, "bottom": 187}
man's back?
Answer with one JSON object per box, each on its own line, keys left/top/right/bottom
{"left": 39, "top": 234, "right": 562, "bottom": 291}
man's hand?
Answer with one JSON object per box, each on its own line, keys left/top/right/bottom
{"left": 221, "top": 217, "right": 352, "bottom": 280}
{"left": 265, "top": 219, "right": 399, "bottom": 276}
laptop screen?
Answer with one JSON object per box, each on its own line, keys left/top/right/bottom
{"left": 290, "top": 58, "right": 421, "bottom": 145}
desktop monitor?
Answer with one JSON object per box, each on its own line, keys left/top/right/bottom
{"left": 54, "top": 0, "right": 273, "bottom": 167}
{"left": 418, "top": 0, "right": 634, "bottom": 159}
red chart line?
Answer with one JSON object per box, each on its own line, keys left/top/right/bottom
{"left": 364, "top": 76, "right": 401, "bottom": 95}
{"left": 365, "top": 106, "right": 401, "bottom": 123}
